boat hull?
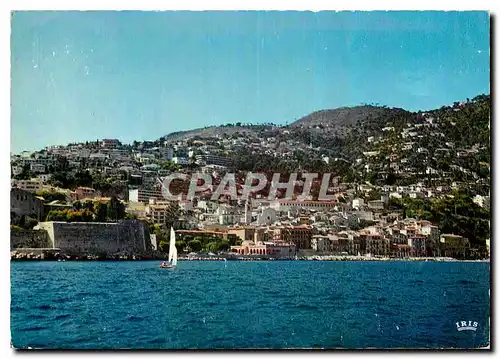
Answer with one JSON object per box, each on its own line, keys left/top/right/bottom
{"left": 160, "top": 263, "right": 176, "bottom": 269}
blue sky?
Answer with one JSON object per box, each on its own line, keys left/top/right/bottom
{"left": 11, "top": 11, "right": 490, "bottom": 153}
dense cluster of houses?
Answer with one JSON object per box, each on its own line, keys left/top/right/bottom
{"left": 10, "top": 131, "right": 490, "bottom": 259}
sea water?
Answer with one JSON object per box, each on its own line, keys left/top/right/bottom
{"left": 10, "top": 260, "right": 490, "bottom": 349}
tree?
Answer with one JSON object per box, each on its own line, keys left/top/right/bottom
{"left": 13, "top": 164, "right": 31, "bottom": 180}
{"left": 205, "top": 242, "right": 219, "bottom": 253}
{"left": 106, "top": 196, "right": 126, "bottom": 222}
{"left": 48, "top": 209, "right": 64, "bottom": 222}
{"left": 74, "top": 170, "right": 93, "bottom": 187}
{"left": 94, "top": 202, "right": 107, "bottom": 222}
{"left": 49, "top": 171, "right": 75, "bottom": 189}
{"left": 157, "top": 239, "right": 168, "bottom": 252}
{"left": 176, "top": 240, "right": 186, "bottom": 252}
{"left": 55, "top": 156, "right": 69, "bottom": 171}
{"left": 217, "top": 240, "right": 230, "bottom": 252}
{"left": 164, "top": 202, "right": 182, "bottom": 228}
{"left": 187, "top": 239, "right": 202, "bottom": 252}
{"left": 23, "top": 217, "right": 38, "bottom": 230}
{"left": 36, "top": 190, "right": 67, "bottom": 202}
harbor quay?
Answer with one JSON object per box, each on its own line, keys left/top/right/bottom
{"left": 10, "top": 249, "right": 479, "bottom": 262}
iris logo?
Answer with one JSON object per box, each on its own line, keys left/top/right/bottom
{"left": 456, "top": 321, "right": 478, "bottom": 331}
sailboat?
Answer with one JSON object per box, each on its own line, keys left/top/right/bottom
{"left": 160, "top": 227, "right": 178, "bottom": 269}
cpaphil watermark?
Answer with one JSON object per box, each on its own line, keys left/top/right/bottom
{"left": 456, "top": 321, "right": 479, "bottom": 332}
{"left": 157, "top": 172, "right": 338, "bottom": 202}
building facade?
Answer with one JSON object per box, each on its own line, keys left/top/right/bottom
{"left": 10, "top": 188, "right": 45, "bottom": 221}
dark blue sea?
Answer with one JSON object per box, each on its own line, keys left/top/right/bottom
{"left": 10, "top": 260, "right": 490, "bottom": 349}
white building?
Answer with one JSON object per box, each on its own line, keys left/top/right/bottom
{"left": 37, "top": 174, "right": 52, "bottom": 184}
{"left": 271, "top": 200, "right": 338, "bottom": 212}
{"left": 11, "top": 166, "right": 23, "bottom": 176}
{"left": 473, "top": 195, "right": 490, "bottom": 210}
{"left": 172, "top": 157, "right": 189, "bottom": 165}
{"left": 30, "top": 163, "right": 46, "bottom": 173}
{"left": 129, "top": 188, "right": 163, "bottom": 203}
{"left": 352, "top": 198, "right": 365, "bottom": 210}
{"left": 160, "top": 147, "right": 174, "bottom": 161}
{"left": 135, "top": 152, "right": 155, "bottom": 164}
{"left": 256, "top": 207, "right": 277, "bottom": 225}
{"left": 12, "top": 179, "right": 42, "bottom": 193}
{"left": 89, "top": 153, "right": 108, "bottom": 160}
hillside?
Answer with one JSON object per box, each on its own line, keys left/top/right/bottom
{"left": 162, "top": 105, "right": 408, "bottom": 142}
{"left": 163, "top": 124, "right": 274, "bottom": 142}
{"left": 290, "top": 105, "right": 406, "bottom": 129}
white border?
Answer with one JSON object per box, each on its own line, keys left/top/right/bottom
{"left": 1, "top": 2, "right": 496, "bottom": 358}
{"left": 1, "top": 1, "right": 496, "bottom": 11}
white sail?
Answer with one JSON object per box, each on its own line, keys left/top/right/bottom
{"left": 171, "top": 245, "right": 178, "bottom": 266}
{"left": 169, "top": 227, "right": 178, "bottom": 266}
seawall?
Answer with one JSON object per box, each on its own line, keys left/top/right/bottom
{"left": 34, "top": 220, "right": 151, "bottom": 255}
{"left": 10, "top": 229, "right": 53, "bottom": 250}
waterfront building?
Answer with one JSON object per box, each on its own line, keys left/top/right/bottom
{"left": 391, "top": 243, "right": 411, "bottom": 258}
{"left": 336, "top": 230, "right": 361, "bottom": 255}
{"left": 230, "top": 240, "right": 296, "bottom": 257}
{"left": 311, "top": 235, "right": 332, "bottom": 252}
{"left": 358, "top": 229, "right": 389, "bottom": 256}
{"left": 227, "top": 227, "right": 259, "bottom": 243}
{"left": 408, "top": 235, "right": 427, "bottom": 256}
{"left": 267, "top": 225, "right": 313, "bottom": 249}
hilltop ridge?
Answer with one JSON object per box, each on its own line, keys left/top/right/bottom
{"left": 161, "top": 104, "right": 411, "bottom": 141}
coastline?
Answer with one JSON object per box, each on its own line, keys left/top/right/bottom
{"left": 10, "top": 250, "right": 489, "bottom": 263}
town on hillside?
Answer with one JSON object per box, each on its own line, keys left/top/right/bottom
{"left": 10, "top": 95, "right": 490, "bottom": 260}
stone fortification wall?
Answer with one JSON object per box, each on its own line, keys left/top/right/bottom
{"left": 36, "top": 220, "right": 150, "bottom": 255}
{"left": 10, "top": 229, "right": 53, "bottom": 250}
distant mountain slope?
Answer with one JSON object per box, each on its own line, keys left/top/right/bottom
{"left": 162, "top": 105, "right": 409, "bottom": 141}
{"left": 164, "top": 125, "right": 266, "bottom": 141}
{"left": 290, "top": 105, "right": 405, "bottom": 128}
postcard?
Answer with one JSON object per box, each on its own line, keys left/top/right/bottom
{"left": 10, "top": 10, "right": 490, "bottom": 350}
